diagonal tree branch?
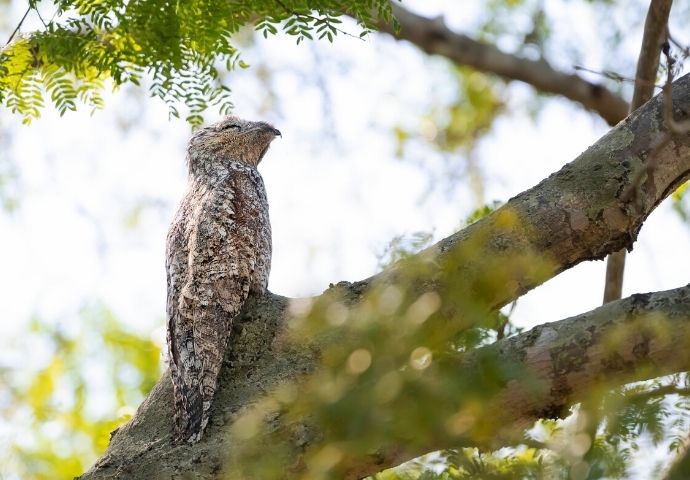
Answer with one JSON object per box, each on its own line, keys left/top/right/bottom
{"left": 374, "top": 3, "right": 630, "bottom": 126}
{"left": 345, "top": 285, "right": 690, "bottom": 479}
{"left": 4, "top": 6, "right": 31, "bottom": 48}
{"left": 80, "top": 73, "right": 690, "bottom": 480}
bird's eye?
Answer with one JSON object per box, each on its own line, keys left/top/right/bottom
{"left": 221, "top": 124, "right": 241, "bottom": 131}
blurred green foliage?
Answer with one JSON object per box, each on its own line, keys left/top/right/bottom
{"left": 432, "top": 69, "right": 505, "bottom": 155}
{"left": 0, "top": 0, "right": 394, "bottom": 126}
{"left": 0, "top": 303, "right": 162, "bottom": 479}
{"left": 218, "top": 206, "right": 690, "bottom": 479}
{"left": 394, "top": 68, "right": 505, "bottom": 160}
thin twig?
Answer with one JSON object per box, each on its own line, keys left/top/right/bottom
{"left": 573, "top": 65, "right": 661, "bottom": 88}
{"left": 496, "top": 317, "right": 509, "bottom": 340}
{"left": 496, "top": 300, "right": 518, "bottom": 340}
{"left": 4, "top": 6, "right": 31, "bottom": 48}
{"left": 35, "top": 7, "right": 48, "bottom": 28}
{"left": 668, "top": 32, "right": 690, "bottom": 59}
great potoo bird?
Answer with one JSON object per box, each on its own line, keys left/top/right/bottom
{"left": 166, "top": 115, "right": 280, "bottom": 444}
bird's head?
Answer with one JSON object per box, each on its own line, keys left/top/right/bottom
{"left": 186, "top": 115, "right": 281, "bottom": 178}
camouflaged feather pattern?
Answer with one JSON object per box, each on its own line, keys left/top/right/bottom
{"left": 165, "top": 116, "right": 279, "bottom": 443}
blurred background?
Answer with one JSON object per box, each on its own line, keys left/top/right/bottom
{"left": 0, "top": 0, "right": 689, "bottom": 478}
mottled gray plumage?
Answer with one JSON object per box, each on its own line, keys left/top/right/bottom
{"left": 166, "top": 116, "right": 280, "bottom": 443}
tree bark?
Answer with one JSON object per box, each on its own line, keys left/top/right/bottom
{"left": 80, "top": 74, "right": 690, "bottom": 479}
{"left": 375, "top": 3, "right": 630, "bottom": 126}
{"left": 345, "top": 285, "right": 690, "bottom": 479}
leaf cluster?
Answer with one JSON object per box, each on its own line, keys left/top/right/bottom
{"left": 0, "top": 0, "right": 395, "bottom": 125}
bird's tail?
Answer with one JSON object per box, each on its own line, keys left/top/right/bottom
{"left": 171, "top": 361, "right": 207, "bottom": 444}
{"left": 170, "top": 314, "right": 227, "bottom": 444}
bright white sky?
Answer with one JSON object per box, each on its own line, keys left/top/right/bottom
{"left": 0, "top": 0, "right": 689, "bottom": 477}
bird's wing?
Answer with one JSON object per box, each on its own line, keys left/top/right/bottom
{"left": 166, "top": 197, "right": 194, "bottom": 438}
{"left": 171, "top": 178, "right": 258, "bottom": 442}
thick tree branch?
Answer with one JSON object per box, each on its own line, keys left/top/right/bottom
{"left": 375, "top": 3, "right": 629, "bottom": 125}
{"left": 80, "top": 74, "right": 690, "bottom": 479}
{"left": 350, "top": 285, "right": 690, "bottom": 478}
{"left": 604, "top": 0, "right": 673, "bottom": 304}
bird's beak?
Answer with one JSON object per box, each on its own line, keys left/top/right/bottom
{"left": 256, "top": 122, "right": 281, "bottom": 137}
